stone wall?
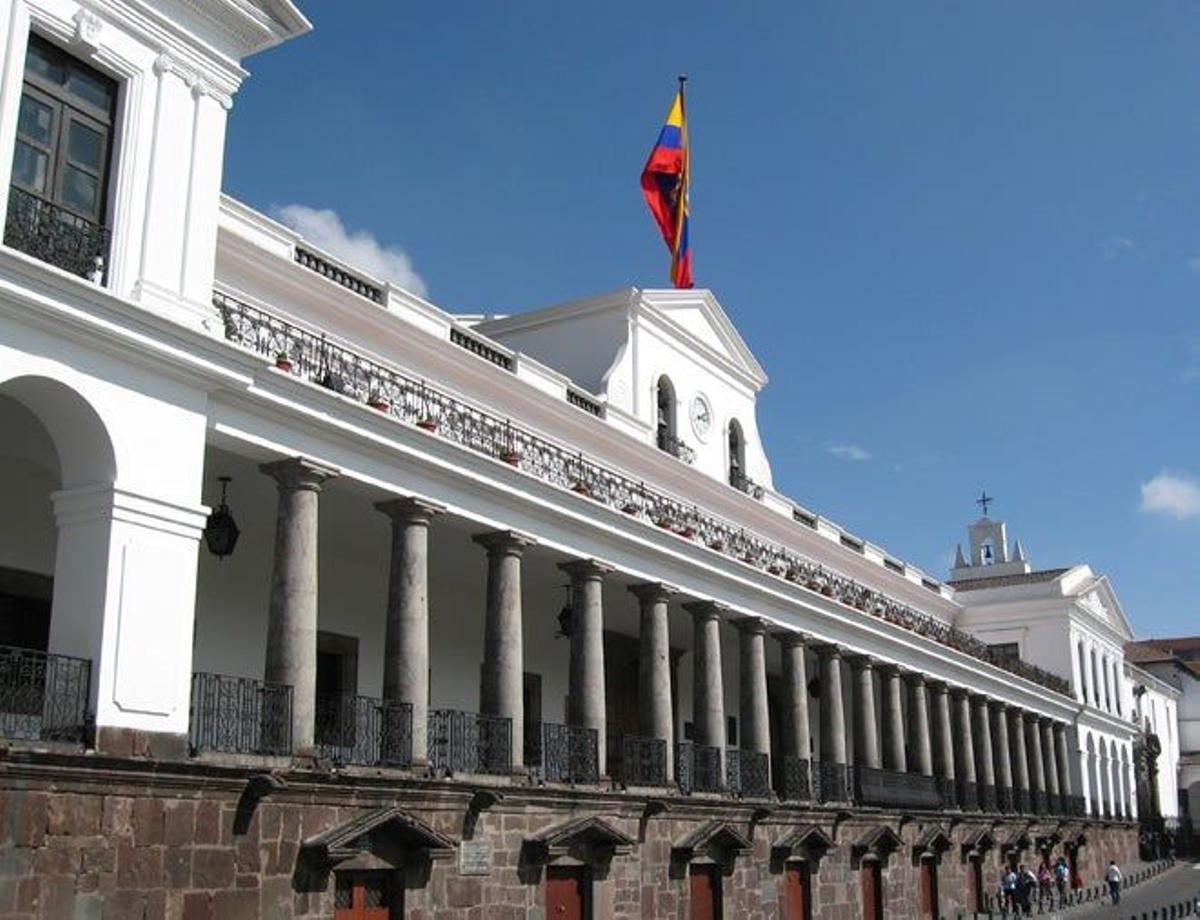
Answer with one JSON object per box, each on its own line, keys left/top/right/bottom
{"left": 0, "top": 750, "right": 1140, "bottom": 920}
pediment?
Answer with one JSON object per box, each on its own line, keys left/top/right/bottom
{"left": 300, "top": 806, "right": 456, "bottom": 866}
{"left": 961, "top": 828, "right": 995, "bottom": 853}
{"left": 673, "top": 821, "right": 753, "bottom": 860}
{"left": 914, "top": 825, "right": 952, "bottom": 853}
{"left": 525, "top": 816, "right": 635, "bottom": 861}
{"left": 1068, "top": 574, "right": 1134, "bottom": 641}
{"left": 855, "top": 825, "right": 903, "bottom": 858}
{"left": 640, "top": 289, "right": 768, "bottom": 389}
{"left": 773, "top": 824, "right": 834, "bottom": 857}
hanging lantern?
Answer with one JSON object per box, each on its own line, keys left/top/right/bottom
{"left": 203, "top": 476, "right": 241, "bottom": 560}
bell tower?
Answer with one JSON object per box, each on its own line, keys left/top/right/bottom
{"left": 949, "top": 493, "right": 1031, "bottom": 583}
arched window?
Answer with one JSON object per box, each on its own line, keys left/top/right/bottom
{"left": 655, "top": 375, "right": 676, "bottom": 453}
{"left": 728, "top": 419, "right": 745, "bottom": 488}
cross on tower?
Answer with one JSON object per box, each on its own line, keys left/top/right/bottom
{"left": 976, "top": 491, "right": 994, "bottom": 518}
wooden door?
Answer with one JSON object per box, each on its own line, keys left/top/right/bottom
{"left": 784, "top": 860, "right": 811, "bottom": 920}
{"left": 690, "top": 864, "right": 722, "bottom": 920}
{"left": 920, "top": 856, "right": 939, "bottom": 919}
{"left": 968, "top": 855, "right": 983, "bottom": 912}
{"left": 861, "top": 858, "right": 882, "bottom": 920}
{"left": 334, "top": 872, "right": 396, "bottom": 920}
{"left": 546, "top": 865, "right": 588, "bottom": 920}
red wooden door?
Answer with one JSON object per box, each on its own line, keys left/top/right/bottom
{"left": 920, "top": 856, "right": 939, "bottom": 919}
{"left": 861, "top": 858, "right": 883, "bottom": 920}
{"left": 784, "top": 860, "right": 811, "bottom": 920}
{"left": 334, "top": 872, "right": 396, "bottom": 920}
{"left": 690, "top": 863, "right": 722, "bottom": 920}
{"left": 546, "top": 865, "right": 587, "bottom": 920}
{"left": 968, "top": 855, "right": 983, "bottom": 912}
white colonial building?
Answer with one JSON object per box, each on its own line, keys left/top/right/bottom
{"left": 0, "top": 1, "right": 1165, "bottom": 918}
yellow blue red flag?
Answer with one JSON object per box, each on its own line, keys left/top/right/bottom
{"left": 640, "top": 81, "right": 692, "bottom": 289}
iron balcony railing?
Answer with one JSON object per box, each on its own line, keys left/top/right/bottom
{"left": 213, "top": 292, "right": 1073, "bottom": 698}
{"left": 314, "top": 695, "right": 412, "bottom": 767}
{"left": 729, "top": 470, "right": 765, "bottom": 499}
{"left": 1015, "top": 788, "right": 1032, "bottom": 814}
{"left": 620, "top": 736, "right": 668, "bottom": 786}
{"left": 1033, "top": 790, "right": 1049, "bottom": 815}
{"left": 656, "top": 432, "right": 696, "bottom": 464}
{"left": 957, "top": 778, "right": 979, "bottom": 811}
{"left": 676, "top": 741, "right": 723, "bottom": 795}
{"left": 780, "top": 755, "right": 812, "bottom": 802}
{"left": 427, "top": 709, "right": 511, "bottom": 776}
{"left": 526, "top": 722, "right": 598, "bottom": 785}
{"left": 936, "top": 775, "right": 957, "bottom": 808}
{"left": 813, "top": 760, "right": 853, "bottom": 804}
{"left": 0, "top": 645, "right": 91, "bottom": 744}
{"left": 1065, "top": 794, "right": 1086, "bottom": 817}
{"left": 856, "top": 766, "right": 943, "bottom": 809}
{"left": 977, "top": 783, "right": 997, "bottom": 812}
{"left": 4, "top": 185, "right": 110, "bottom": 281}
{"left": 189, "top": 672, "right": 293, "bottom": 756}
{"left": 996, "top": 784, "right": 1014, "bottom": 813}
{"left": 726, "top": 748, "right": 771, "bottom": 799}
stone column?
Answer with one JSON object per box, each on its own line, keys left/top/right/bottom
{"left": 878, "top": 664, "right": 906, "bottom": 773}
{"left": 473, "top": 530, "right": 536, "bottom": 771}
{"left": 849, "top": 655, "right": 881, "bottom": 769}
{"left": 990, "top": 701, "right": 1014, "bottom": 796}
{"left": 815, "top": 644, "right": 847, "bottom": 767}
{"left": 1009, "top": 706, "right": 1031, "bottom": 807}
{"left": 261, "top": 457, "right": 339, "bottom": 754}
{"left": 778, "top": 633, "right": 811, "bottom": 764}
{"left": 1040, "top": 718, "right": 1060, "bottom": 803}
{"left": 737, "top": 618, "right": 771, "bottom": 763}
{"left": 952, "top": 688, "right": 977, "bottom": 787}
{"left": 931, "top": 681, "right": 956, "bottom": 782}
{"left": 972, "top": 695, "right": 996, "bottom": 790}
{"left": 1054, "top": 723, "right": 1073, "bottom": 799}
{"left": 631, "top": 583, "right": 675, "bottom": 779}
{"left": 1025, "top": 713, "right": 1046, "bottom": 801}
{"left": 906, "top": 673, "right": 933, "bottom": 776}
{"left": 685, "top": 601, "right": 726, "bottom": 782}
{"left": 560, "top": 559, "right": 611, "bottom": 773}
{"left": 375, "top": 496, "right": 444, "bottom": 765}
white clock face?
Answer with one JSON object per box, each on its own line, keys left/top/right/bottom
{"left": 690, "top": 394, "right": 712, "bottom": 440}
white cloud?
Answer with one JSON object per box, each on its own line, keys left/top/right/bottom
{"left": 1139, "top": 470, "right": 1200, "bottom": 520}
{"left": 274, "top": 204, "right": 427, "bottom": 298}
{"left": 828, "top": 444, "right": 872, "bottom": 462}
{"left": 1102, "top": 236, "right": 1137, "bottom": 259}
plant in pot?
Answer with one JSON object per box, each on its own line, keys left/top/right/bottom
{"left": 416, "top": 385, "right": 439, "bottom": 431}
{"left": 274, "top": 350, "right": 293, "bottom": 372}
{"left": 676, "top": 524, "right": 696, "bottom": 539}
{"left": 621, "top": 500, "right": 640, "bottom": 515}
{"left": 367, "top": 390, "right": 389, "bottom": 412}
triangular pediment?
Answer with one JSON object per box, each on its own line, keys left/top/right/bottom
{"left": 673, "top": 821, "right": 753, "bottom": 860}
{"left": 525, "top": 816, "right": 636, "bottom": 860}
{"left": 1067, "top": 574, "right": 1134, "bottom": 641}
{"left": 773, "top": 824, "right": 835, "bottom": 857}
{"left": 961, "top": 828, "right": 995, "bottom": 852}
{"left": 639, "top": 289, "right": 768, "bottom": 389}
{"left": 300, "top": 806, "right": 456, "bottom": 866}
{"left": 915, "top": 825, "right": 953, "bottom": 853}
{"left": 855, "top": 825, "right": 903, "bottom": 857}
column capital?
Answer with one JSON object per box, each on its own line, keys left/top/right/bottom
{"left": 557, "top": 558, "right": 612, "bottom": 580}
{"left": 472, "top": 529, "right": 537, "bottom": 555}
{"left": 876, "top": 661, "right": 903, "bottom": 678}
{"left": 628, "top": 582, "right": 676, "bottom": 603}
{"left": 968, "top": 690, "right": 991, "bottom": 704}
{"left": 845, "top": 652, "right": 875, "bottom": 671}
{"left": 733, "top": 615, "right": 769, "bottom": 636}
{"left": 904, "top": 670, "right": 927, "bottom": 687}
{"left": 260, "top": 456, "right": 339, "bottom": 492}
{"left": 948, "top": 685, "right": 971, "bottom": 701}
{"left": 987, "top": 698, "right": 1008, "bottom": 713}
{"left": 374, "top": 495, "right": 445, "bottom": 524}
{"left": 810, "top": 641, "right": 844, "bottom": 659}
{"left": 682, "top": 599, "right": 727, "bottom": 622}
{"left": 927, "top": 678, "right": 950, "bottom": 694}
{"left": 774, "top": 630, "right": 809, "bottom": 649}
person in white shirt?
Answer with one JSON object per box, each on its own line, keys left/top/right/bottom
{"left": 1105, "top": 861, "right": 1122, "bottom": 904}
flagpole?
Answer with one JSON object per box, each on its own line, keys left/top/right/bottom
{"left": 671, "top": 75, "right": 689, "bottom": 285}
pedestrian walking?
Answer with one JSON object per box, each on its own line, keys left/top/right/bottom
{"left": 1105, "top": 859, "right": 1122, "bottom": 905}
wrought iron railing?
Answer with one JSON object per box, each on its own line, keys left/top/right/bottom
{"left": 780, "top": 755, "right": 812, "bottom": 801}
{"left": 213, "top": 293, "right": 1075, "bottom": 696}
{"left": 620, "top": 736, "right": 668, "bottom": 786}
{"left": 996, "top": 784, "right": 1013, "bottom": 813}
{"left": 856, "top": 766, "right": 943, "bottom": 809}
{"left": 189, "top": 672, "right": 293, "bottom": 756}
{"left": 527, "top": 722, "right": 598, "bottom": 784}
{"left": 676, "top": 741, "right": 723, "bottom": 794}
{"left": 313, "top": 694, "right": 412, "bottom": 767}
{"left": 4, "top": 186, "right": 109, "bottom": 281}
{"left": 727, "top": 748, "right": 771, "bottom": 798}
{"left": 1046, "top": 793, "right": 1061, "bottom": 815}
{"left": 1065, "top": 794, "right": 1086, "bottom": 817}
{"left": 428, "top": 709, "right": 511, "bottom": 776}
{"left": 1033, "top": 790, "right": 1048, "bottom": 814}
{"left": 813, "top": 760, "right": 853, "bottom": 804}
{"left": 978, "top": 783, "right": 997, "bottom": 812}
{"left": 0, "top": 645, "right": 91, "bottom": 743}
{"left": 729, "top": 470, "right": 765, "bottom": 499}
{"left": 957, "top": 778, "right": 979, "bottom": 811}
{"left": 1015, "top": 788, "right": 1032, "bottom": 813}
{"left": 656, "top": 432, "right": 696, "bottom": 464}
{"left": 936, "top": 775, "right": 957, "bottom": 808}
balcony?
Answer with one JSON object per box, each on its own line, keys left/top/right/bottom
{"left": 526, "top": 722, "right": 598, "bottom": 785}
{"left": 813, "top": 761, "right": 852, "bottom": 804}
{"left": 620, "top": 736, "right": 668, "bottom": 786}
{"left": 427, "top": 709, "right": 511, "bottom": 776}
{"left": 314, "top": 695, "right": 412, "bottom": 767}
{"left": 779, "top": 756, "right": 812, "bottom": 801}
{"left": 4, "top": 186, "right": 109, "bottom": 281}
{"left": 656, "top": 432, "right": 696, "bottom": 464}
{"left": 676, "top": 741, "right": 723, "bottom": 794}
{"left": 996, "top": 784, "right": 1014, "bottom": 813}
{"left": 726, "top": 748, "right": 771, "bottom": 799}
{"left": 0, "top": 645, "right": 91, "bottom": 744}
{"left": 189, "top": 672, "right": 293, "bottom": 757}
{"left": 855, "top": 767, "right": 943, "bottom": 809}
{"left": 957, "top": 778, "right": 979, "bottom": 811}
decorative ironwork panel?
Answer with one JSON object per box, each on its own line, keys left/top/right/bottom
{"left": 995, "top": 785, "right": 1013, "bottom": 813}
{"left": 675, "top": 741, "right": 722, "bottom": 794}
{"left": 936, "top": 775, "right": 957, "bottom": 809}
{"left": 212, "top": 294, "right": 1078, "bottom": 698}
{"left": 428, "top": 709, "right": 511, "bottom": 776}
{"left": 621, "top": 736, "right": 668, "bottom": 786}
{"left": 1015, "top": 788, "right": 1032, "bottom": 814}
{"left": 314, "top": 695, "right": 412, "bottom": 767}
{"left": 977, "top": 783, "right": 997, "bottom": 812}
{"left": 856, "top": 767, "right": 943, "bottom": 809}
{"left": 812, "top": 761, "right": 852, "bottom": 804}
{"left": 4, "top": 186, "right": 110, "bottom": 280}
{"left": 957, "top": 778, "right": 979, "bottom": 811}
{"left": 189, "top": 672, "right": 292, "bottom": 756}
{"left": 780, "top": 756, "right": 812, "bottom": 801}
{"left": 727, "top": 748, "right": 771, "bottom": 798}
{"left": 1033, "top": 790, "right": 1048, "bottom": 814}
{"left": 0, "top": 645, "right": 91, "bottom": 743}
{"left": 1046, "top": 792, "right": 1060, "bottom": 816}
{"left": 529, "top": 723, "right": 598, "bottom": 785}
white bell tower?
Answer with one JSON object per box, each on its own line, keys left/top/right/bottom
{"left": 949, "top": 492, "right": 1032, "bottom": 583}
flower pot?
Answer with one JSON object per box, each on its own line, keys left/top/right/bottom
{"left": 500, "top": 450, "right": 520, "bottom": 466}
{"left": 417, "top": 418, "right": 438, "bottom": 432}
{"left": 655, "top": 518, "right": 672, "bottom": 530}
{"left": 677, "top": 527, "right": 695, "bottom": 539}
{"left": 368, "top": 399, "right": 389, "bottom": 412}
{"left": 708, "top": 540, "right": 725, "bottom": 552}
{"left": 571, "top": 481, "right": 591, "bottom": 496}
{"left": 821, "top": 585, "right": 834, "bottom": 597}
{"left": 275, "top": 358, "right": 293, "bottom": 372}
{"left": 621, "top": 503, "right": 640, "bottom": 516}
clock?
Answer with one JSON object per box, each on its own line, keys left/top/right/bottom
{"left": 689, "top": 393, "right": 712, "bottom": 440}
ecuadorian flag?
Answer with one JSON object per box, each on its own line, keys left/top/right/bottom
{"left": 641, "top": 86, "right": 692, "bottom": 289}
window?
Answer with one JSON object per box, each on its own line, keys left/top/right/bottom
{"left": 656, "top": 376, "right": 676, "bottom": 452}
{"left": 335, "top": 871, "right": 397, "bottom": 920}
{"left": 5, "top": 34, "right": 117, "bottom": 279}
{"left": 989, "top": 642, "right": 1020, "bottom": 662}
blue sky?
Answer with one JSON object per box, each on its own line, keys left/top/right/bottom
{"left": 223, "top": 2, "right": 1200, "bottom": 636}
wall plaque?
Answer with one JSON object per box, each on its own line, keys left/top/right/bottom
{"left": 459, "top": 840, "right": 493, "bottom": 876}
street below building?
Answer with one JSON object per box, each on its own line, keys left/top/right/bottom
{"left": 1065, "top": 862, "right": 1200, "bottom": 918}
